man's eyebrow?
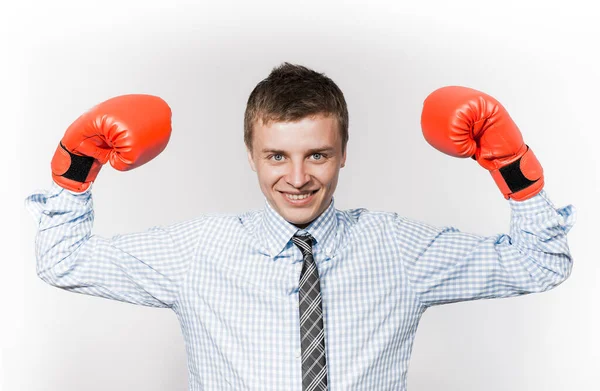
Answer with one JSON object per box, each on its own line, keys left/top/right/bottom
{"left": 261, "top": 147, "right": 335, "bottom": 154}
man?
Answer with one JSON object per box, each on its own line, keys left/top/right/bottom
{"left": 26, "top": 63, "right": 575, "bottom": 390}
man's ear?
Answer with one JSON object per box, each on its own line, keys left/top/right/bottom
{"left": 247, "top": 148, "right": 257, "bottom": 172}
{"left": 340, "top": 147, "right": 347, "bottom": 168}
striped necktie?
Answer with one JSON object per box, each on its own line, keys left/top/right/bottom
{"left": 292, "top": 233, "right": 328, "bottom": 391}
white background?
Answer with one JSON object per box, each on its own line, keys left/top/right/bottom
{"left": 3, "top": 0, "right": 599, "bottom": 390}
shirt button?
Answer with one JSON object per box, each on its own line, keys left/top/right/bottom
{"left": 295, "top": 349, "right": 301, "bottom": 358}
{"left": 296, "top": 301, "right": 300, "bottom": 308}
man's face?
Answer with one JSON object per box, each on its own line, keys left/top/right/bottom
{"left": 247, "top": 114, "right": 346, "bottom": 229}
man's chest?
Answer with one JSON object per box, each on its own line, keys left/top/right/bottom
{"left": 175, "top": 237, "right": 423, "bottom": 389}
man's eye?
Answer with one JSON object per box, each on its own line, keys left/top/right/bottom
{"left": 266, "top": 154, "right": 284, "bottom": 162}
{"left": 268, "top": 153, "right": 325, "bottom": 161}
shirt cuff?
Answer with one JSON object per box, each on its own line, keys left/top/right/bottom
{"left": 24, "top": 181, "right": 93, "bottom": 221}
{"left": 49, "top": 180, "right": 93, "bottom": 196}
{"left": 508, "top": 189, "right": 556, "bottom": 215}
{"left": 508, "top": 189, "right": 576, "bottom": 234}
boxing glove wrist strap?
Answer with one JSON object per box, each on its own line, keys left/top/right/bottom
{"left": 53, "top": 142, "right": 95, "bottom": 183}
{"left": 489, "top": 146, "right": 544, "bottom": 201}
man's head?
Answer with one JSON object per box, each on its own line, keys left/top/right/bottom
{"left": 245, "top": 63, "right": 349, "bottom": 229}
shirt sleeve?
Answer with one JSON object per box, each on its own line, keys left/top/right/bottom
{"left": 24, "top": 182, "right": 205, "bottom": 308}
{"left": 394, "top": 190, "right": 576, "bottom": 308}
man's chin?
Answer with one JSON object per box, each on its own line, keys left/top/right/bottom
{"left": 282, "top": 213, "right": 314, "bottom": 228}
{"left": 278, "top": 208, "right": 317, "bottom": 228}
{"left": 291, "top": 222, "right": 311, "bottom": 229}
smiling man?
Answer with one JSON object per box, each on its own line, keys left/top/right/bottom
{"left": 247, "top": 113, "right": 345, "bottom": 229}
{"left": 244, "top": 64, "right": 348, "bottom": 231}
{"left": 26, "top": 63, "right": 575, "bottom": 390}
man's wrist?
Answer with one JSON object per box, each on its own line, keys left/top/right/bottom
{"left": 508, "top": 189, "right": 554, "bottom": 216}
{"left": 50, "top": 180, "right": 93, "bottom": 199}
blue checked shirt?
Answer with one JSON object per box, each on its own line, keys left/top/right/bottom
{"left": 25, "top": 182, "right": 575, "bottom": 390}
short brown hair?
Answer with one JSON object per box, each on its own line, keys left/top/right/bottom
{"left": 244, "top": 63, "right": 349, "bottom": 155}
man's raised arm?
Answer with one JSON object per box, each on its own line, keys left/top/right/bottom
{"left": 25, "top": 95, "right": 203, "bottom": 308}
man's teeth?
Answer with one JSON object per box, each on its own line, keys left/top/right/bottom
{"left": 286, "top": 192, "right": 313, "bottom": 200}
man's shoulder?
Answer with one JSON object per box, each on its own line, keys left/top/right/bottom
{"left": 193, "top": 209, "right": 263, "bottom": 229}
{"left": 192, "top": 210, "right": 258, "bottom": 223}
{"left": 334, "top": 206, "right": 398, "bottom": 228}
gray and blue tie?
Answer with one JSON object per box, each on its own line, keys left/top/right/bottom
{"left": 292, "top": 233, "right": 328, "bottom": 391}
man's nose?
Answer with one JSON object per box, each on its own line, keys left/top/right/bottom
{"left": 286, "top": 162, "right": 311, "bottom": 188}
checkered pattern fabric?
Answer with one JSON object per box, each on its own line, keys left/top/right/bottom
{"left": 25, "top": 181, "right": 576, "bottom": 390}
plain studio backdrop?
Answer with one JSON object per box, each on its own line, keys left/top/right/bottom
{"left": 2, "top": 0, "right": 599, "bottom": 390}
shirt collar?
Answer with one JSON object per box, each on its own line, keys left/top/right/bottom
{"left": 258, "top": 196, "right": 339, "bottom": 258}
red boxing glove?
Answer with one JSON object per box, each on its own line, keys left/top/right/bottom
{"left": 51, "top": 94, "right": 172, "bottom": 193}
{"left": 420, "top": 86, "right": 544, "bottom": 201}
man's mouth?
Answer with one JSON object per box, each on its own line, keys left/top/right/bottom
{"left": 280, "top": 190, "right": 318, "bottom": 201}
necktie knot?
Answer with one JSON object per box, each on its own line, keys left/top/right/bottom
{"left": 292, "top": 234, "right": 314, "bottom": 257}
